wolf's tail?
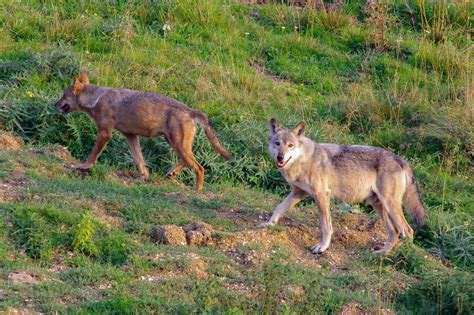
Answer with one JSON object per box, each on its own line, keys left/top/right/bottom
{"left": 190, "top": 110, "right": 232, "bottom": 160}
{"left": 401, "top": 162, "right": 426, "bottom": 226}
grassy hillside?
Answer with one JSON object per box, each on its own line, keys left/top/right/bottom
{"left": 1, "top": 138, "right": 472, "bottom": 313}
{"left": 0, "top": 0, "right": 472, "bottom": 313}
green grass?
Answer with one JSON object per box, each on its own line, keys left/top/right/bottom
{"left": 0, "top": 0, "right": 472, "bottom": 313}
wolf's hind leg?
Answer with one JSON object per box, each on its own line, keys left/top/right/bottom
{"left": 399, "top": 211, "right": 413, "bottom": 239}
{"left": 368, "top": 196, "right": 399, "bottom": 253}
{"left": 124, "top": 134, "right": 149, "bottom": 181}
{"left": 169, "top": 123, "right": 205, "bottom": 191}
{"left": 372, "top": 178, "right": 410, "bottom": 253}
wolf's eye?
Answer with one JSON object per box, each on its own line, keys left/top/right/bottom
{"left": 275, "top": 141, "right": 280, "bottom": 146}
{"left": 288, "top": 143, "right": 294, "bottom": 148}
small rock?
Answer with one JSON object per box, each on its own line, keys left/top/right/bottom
{"left": 183, "top": 221, "right": 214, "bottom": 236}
{"left": 155, "top": 225, "right": 186, "bottom": 246}
{"left": 184, "top": 221, "right": 215, "bottom": 246}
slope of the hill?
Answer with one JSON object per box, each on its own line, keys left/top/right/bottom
{"left": 0, "top": 135, "right": 472, "bottom": 313}
{"left": 0, "top": 0, "right": 472, "bottom": 313}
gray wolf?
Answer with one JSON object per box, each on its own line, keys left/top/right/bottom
{"left": 54, "top": 71, "right": 231, "bottom": 190}
{"left": 259, "top": 118, "right": 426, "bottom": 253}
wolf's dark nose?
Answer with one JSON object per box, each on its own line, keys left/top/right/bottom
{"left": 277, "top": 155, "right": 284, "bottom": 162}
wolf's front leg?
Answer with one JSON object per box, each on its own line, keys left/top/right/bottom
{"left": 74, "top": 129, "right": 112, "bottom": 170}
{"left": 311, "top": 194, "right": 333, "bottom": 254}
{"left": 258, "top": 188, "right": 306, "bottom": 228}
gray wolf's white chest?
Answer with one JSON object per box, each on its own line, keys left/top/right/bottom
{"left": 282, "top": 171, "right": 314, "bottom": 195}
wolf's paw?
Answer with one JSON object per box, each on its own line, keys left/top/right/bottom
{"left": 373, "top": 247, "right": 390, "bottom": 254}
{"left": 140, "top": 172, "right": 149, "bottom": 181}
{"left": 310, "top": 243, "right": 329, "bottom": 254}
{"left": 401, "top": 227, "right": 414, "bottom": 240}
{"left": 372, "top": 244, "right": 392, "bottom": 254}
{"left": 71, "top": 163, "right": 93, "bottom": 171}
{"left": 257, "top": 222, "right": 275, "bottom": 229}
{"left": 165, "top": 171, "right": 176, "bottom": 179}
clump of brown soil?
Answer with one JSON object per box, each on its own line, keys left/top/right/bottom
{"left": 184, "top": 221, "right": 215, "bottom": 246}
{"left": 0, "top": 133, "right": 23, "bottom": 151}
{"left": 155, "top": 225, "right": 187, "bottom": 246}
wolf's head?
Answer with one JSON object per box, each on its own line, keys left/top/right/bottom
{"left": 268, "top": 118, "right": 305, "bottom": 169}
{"left": 54, "top": 71, "right": 90, "bottom": 114}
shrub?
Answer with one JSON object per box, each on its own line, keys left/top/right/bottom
{"left": 71, "top": 212, "right": 98, "bottom": 256}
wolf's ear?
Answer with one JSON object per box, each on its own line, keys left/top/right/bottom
{"left": 269, "top": 118, "right": 280, "bottom": 134}
{"left": 79, "top": 71, "right": 90, "bottom": 85}
{"left": 71, "top": 77, "right": 84, "bottom": 96}
{"left": 292, "top": 121, "right": 305, "bottom": 136}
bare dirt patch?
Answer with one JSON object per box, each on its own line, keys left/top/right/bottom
{"left": 154, "top": 210, "right": 389, "bottom": 269}
{"left": 160, "top": 191, "right": 191, "bottom": 207}
{"left": 8, "top": 272, "right": 40, "bottom": 285}
{"left": 141, "top": 252, "right": 210, "bottom": 282}
{"left": 0, "top": 308, "right": 43, "bottom": 315}
{"left": 0, "top": 182, "right": 19, "bottom": 203}
{"left": 0, "top": 133, "right": 23, "bottom": 151}
{"left": 0, "top": 168, "right": 32, "bottom": 203}
{"left": 181, "top": 211, "right": 388, "bottom": 268}
{"left": 213, "top": 207, "right": 265, "bottom": 227}
{"left": 48, "top": 146, "right": 74, "bottom": 161}
{"left": 88, "top": 202, "right": 123, "bottom": 228}
{"left": 218, "top": 224, "right": 321, "bottom": 268}
{"left": 249, "top": 60, "right": 291, "bottom": 86}
{"left": 28, "top": 145, "right": 76, "bottom": 163}
{"left": 182, "top": 252, "right": 209, "bottom": 279}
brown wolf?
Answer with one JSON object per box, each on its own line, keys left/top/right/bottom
{"left": 259, "top": 118, "right": 426, "bottom": 253}
{"left": 54, "top": 71, "right": 231, "bottom": 190}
